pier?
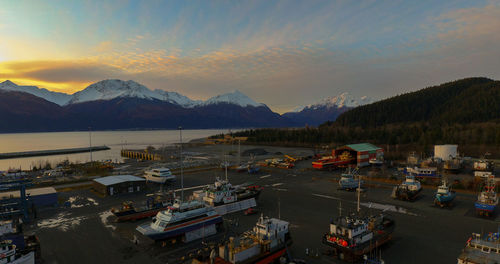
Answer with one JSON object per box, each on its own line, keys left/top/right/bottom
{"left": 0, "top": 146, "right": 110, "bottom": 159}
{"left": 120, "top": 149, "right": 163, "bottom": 161}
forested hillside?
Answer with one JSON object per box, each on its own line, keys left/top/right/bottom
{"left": 233, "top": 78, "right": 500, "bottom": 153}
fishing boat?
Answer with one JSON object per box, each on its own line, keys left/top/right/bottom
{"left": 339, "top": 167, "right": 363, "bottom": 191}
{"left": 136, "top": 199, "right": 222, "bottom": 241}
{"left": 458, "top": 232, "right": 500, "bottom": 263}
{"left": 403, "top": 166, "right": 439, "bottom": 178}
{"left": 0, "top": 221, "right": 40, "bottom": 263}
{"left": 391, "top": 174, "right": 422, "bottom": 201}
{"left": 324, "top": 179, "right": 395, "bottom": 262}
{"left": 193, "top": 215, "right": 292, "bottom": 264}
{"left": 434, "top": 178, "right": 456, "bottom": 207}
{"left": 475, "top": 177, "right": 498, "bottom": 217}
{"left": 0, "top": 239, "right": 35, "bottom": 264}
{"left": 144, "top": 168, "right": 175, "bottom": 184}
{"left": 111, "top": 191, "right": 175, "bottom": 222}
{"left": 196, "top": 178, "right": 261, "bottom": 207}
{"left": 247, "top": 162, "right": 260, "bottom": 174}
{"left": 312, "top": 151, "right": 354, "bottom": 170}
{"left": 136, "top": 127, "right": 223, "bottom": 242}
{"left": 443, "top": 157, "right": 461, "bottom": 172}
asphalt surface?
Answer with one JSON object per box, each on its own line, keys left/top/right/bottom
{"left": 25, "top": 147, "right": 500, "bottom": 264}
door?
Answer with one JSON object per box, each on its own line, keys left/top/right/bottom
{"left": 109, "top": 187, "right": 114, "bottom": 195}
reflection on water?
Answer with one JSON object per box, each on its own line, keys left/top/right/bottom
{"left": 0, "top": 129, "right": 230, "bottom": 171}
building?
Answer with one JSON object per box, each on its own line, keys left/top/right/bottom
{"left": 0, "top": 187, "right": 58, "bottom": 208}
{"left": 93, "top": 175, "right": 146, "bottom": 196}
{"left": 335, "top": 143, "right": 384, "bottom": 167}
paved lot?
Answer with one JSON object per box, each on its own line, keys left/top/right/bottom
{"left": 25, "top": 147, "right": 499, "bottom": 264}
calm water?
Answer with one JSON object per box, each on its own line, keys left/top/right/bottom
{"left": 0, "top": 129, "right": 230, "bottom": 171}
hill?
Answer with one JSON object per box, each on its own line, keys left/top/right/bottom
{"left": 335, "top": 77, "right": 500, "bottom": 127}
{"left": 233, "top": 78, "right": 500, "bottom": 156}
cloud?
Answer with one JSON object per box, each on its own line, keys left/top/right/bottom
{"left": 93, "top": 41, "right": 114, "bottom": 53}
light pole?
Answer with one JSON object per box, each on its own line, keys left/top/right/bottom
{"left": 89, "top": 127, "right": 93, "bottom": 163}
{"left": 179, "top": 126, "right": 183, "bottom": 202}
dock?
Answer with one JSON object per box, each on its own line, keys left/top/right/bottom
{"left": 0, "top": 146, "right": 110, "bottom": 159}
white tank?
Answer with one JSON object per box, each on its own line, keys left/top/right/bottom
{"left": 434, "top": 145, "right": 458, "bottom": 161}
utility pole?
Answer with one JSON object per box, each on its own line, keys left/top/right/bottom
{"left": 88, "top": 127, "right": 93, "bottom": 163}
{"left": 179, "top": 126, "right": 184, "bottom": 202}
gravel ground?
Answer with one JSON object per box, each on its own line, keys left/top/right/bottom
{"left": 25, "top": 144, "right": 499, "bottom": 264}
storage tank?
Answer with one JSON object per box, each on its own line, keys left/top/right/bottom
{"left": 434, "top": 145, "right": 458, "bottom": 161}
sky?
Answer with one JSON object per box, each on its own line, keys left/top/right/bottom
{"left": 1, "top": 0, "right": 500, "bottom": 113}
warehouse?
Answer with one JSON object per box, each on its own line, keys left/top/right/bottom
{"left": 93, "top": 175, "right": 146, "bottom": 196}
{"left": 335, "top": 143, "right": 384, "bottom": 167}
{"left": 0, "top": 187, "right": 58, "bottom": 208}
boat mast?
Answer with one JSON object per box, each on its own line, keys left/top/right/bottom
{"left": 179, "top": 126, "right": 184, "bottom": 202}
{"left": 357, "top": 174, "right": 361, "bottom": 213}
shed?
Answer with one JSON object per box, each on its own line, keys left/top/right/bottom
{"left": 0, "top": 187, "right": 58, "bottom": 208}
{"left": 335, "top": 143, "right": 383, "bottom": 167}
{"left": 93, "top": 175, "right": 146, "bottom": 196}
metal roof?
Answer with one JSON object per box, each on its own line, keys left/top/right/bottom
{"left": 0, "top": 187, "right": 57, "bottom": 199}
{"left": 93, "top": 175, "right": 145, "bottom": 186}
{"left": 344, "top": 143, "right": 382, "bottom": 152}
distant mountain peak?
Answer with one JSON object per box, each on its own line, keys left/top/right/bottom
{"left": 0, "top": 80, "right": 72, "bottom": 105}
{"left": 0, "top": 80, "right": 16, "bottom": 87}
{"left": 204, "top": 90, "right": 263, "bottom": 107}
{"left": 292, "top": 92, "right": 373, "bottom": 112}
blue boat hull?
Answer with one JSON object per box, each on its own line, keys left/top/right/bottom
{"left": 435, "top": 192, "right": 456, "bottom": 203}
{"left": 475, "top": 202, "right": 496, "bottom": 212}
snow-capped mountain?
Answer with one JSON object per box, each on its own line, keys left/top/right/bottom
{"left": 283, "top": 92, "right": 375, "bottom": 126}
{"left": 0, "top": 79, "right": 263, "bottom": 109}
{"left": 203, "top": 90, "right": 263, "bottom": 107}
{"left": 0, "top": 80, "right": 72, "bottom": 105}
{"left": 292, "top": 92, "right": 373, "bottom": 112}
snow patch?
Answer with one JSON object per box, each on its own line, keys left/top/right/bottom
{"left": 37, "top": 212, "right": 87, "bottom": 231}
{"left": 67, "top": 196, "right": 99, "bottom": 208}
{"left": 361, "top": 202, "right": 417, "bottom": 216}
{"left": 99, "top": 211, "right": 117, "bottom": 231}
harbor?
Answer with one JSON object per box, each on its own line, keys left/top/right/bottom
{"left": 2, "top": 141, "right": 495, "bottom": 263}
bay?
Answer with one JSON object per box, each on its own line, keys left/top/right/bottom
{"left": 0, "top": 129, "right": 229, "bottom": 171}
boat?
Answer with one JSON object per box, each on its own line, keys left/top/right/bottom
{"left": 0, "top": 221, "right": 40, "bottom": 263}
{"left": 136, "top": 199, "right": 222, "bottom": 241}
{"left": 369, "top": 157, "right": 384, "bottom": 167}
{"left": 434, "top": 178, "right": 456, "bottom": 207}
{"left": 312, "top": 151, "right": 354, "bottom": 170}
{"left": 474, "top": 160, "right": 493, "bottom": 171}
{"left": 443, "top": 157, "right": 461, "bottom": 172}
{"left": 391, "top": 174, "right": 422, "bottom": 201}
{"left": 111, "top": 191, "right": 175, "bottom": 222}
{"left": 403, "top": 166, "right": 439, "bottom": 178}
{"left": 144, "top": 168, "right": 175, "bottom": 184}
{"left": 324, "top": 181, "right": 395, "bottom": 262}
{"left": 193, "top": 214, "right": 292, "bottom": 264}
{"left": 474, "top": 177, "right": 498, "bottom": 217}
{"left": 195, "top": 178, "right": 261, "bottom": 207}
{"left": 247, "top": 162, "right": 260, "bottom": 174}
{"left": 0, "top": 240, "right": 35, "bottom": 264}
{"left": 458, "top": 232, "right": 500, "bottom": 263}
{"left": 339, "top": 167, "right": 363, "bottom": 191}
{"left": 137, "top": 127, "right": 223, "bottom": 242}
